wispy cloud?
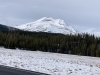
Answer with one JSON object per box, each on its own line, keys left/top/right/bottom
{"left": 84, "top": 28, "right": 100, "bottom": 36}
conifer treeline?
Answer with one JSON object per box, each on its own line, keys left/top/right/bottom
{"left": 0, "top": 30, "right": 100, "bottom": 57}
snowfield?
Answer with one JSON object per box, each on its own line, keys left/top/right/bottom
{"left": 0, "top": 48, "right": 100, "bottom": 75}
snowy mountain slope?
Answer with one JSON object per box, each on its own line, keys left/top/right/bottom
{"left": 0, "top": 47, "right": 100, "bottom": 75}
{"left": 14, "top": 17, "right": 79, "bottom": 35}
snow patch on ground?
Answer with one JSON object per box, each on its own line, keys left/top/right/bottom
{"left": 0, "top": 48, "right": 100, "bottom": 75}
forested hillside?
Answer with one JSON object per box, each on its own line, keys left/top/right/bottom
{"left": 0, "top": 24, "right": 19, "bottom": 31}
{"left": 0, "top": 30, "right": 100, "bottom": 57}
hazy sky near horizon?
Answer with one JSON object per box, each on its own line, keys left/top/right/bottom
{"left": 0, "top": 0, "right": 100, "bottom": 35}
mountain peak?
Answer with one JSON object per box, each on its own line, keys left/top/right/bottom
{"left": 36, "top": 17, "right": 65, "bottom": 26}
{"left": 14, "top": 17, "right": 79, "bottom": 35}
{"left": 37, "top": 17, "right": 54, "bottom": 21}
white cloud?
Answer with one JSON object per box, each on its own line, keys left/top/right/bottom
{"left": 84, "top": 28, "right": 100, "bottom": 37}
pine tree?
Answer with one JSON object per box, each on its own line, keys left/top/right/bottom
{"left": 96, "top": 48, "right": 100, "bottom": 57}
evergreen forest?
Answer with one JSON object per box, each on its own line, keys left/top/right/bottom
{"left": 0, "top": 30, "right": 100, "bottom": 57}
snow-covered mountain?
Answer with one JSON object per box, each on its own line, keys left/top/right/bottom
{"left": 14, "top": 17, "right": 79, "bottom": 35}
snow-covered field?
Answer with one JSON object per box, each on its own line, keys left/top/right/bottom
{"left": 0, "top": 47, "right": 100, "bottom": 75}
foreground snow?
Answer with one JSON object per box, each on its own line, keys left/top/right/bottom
{"left": 0, "top": 48, "right": 100, "bottom": 75}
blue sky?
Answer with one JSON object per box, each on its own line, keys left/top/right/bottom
{"left": 0, "top": 0, "right": 100, "bottom": 35}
